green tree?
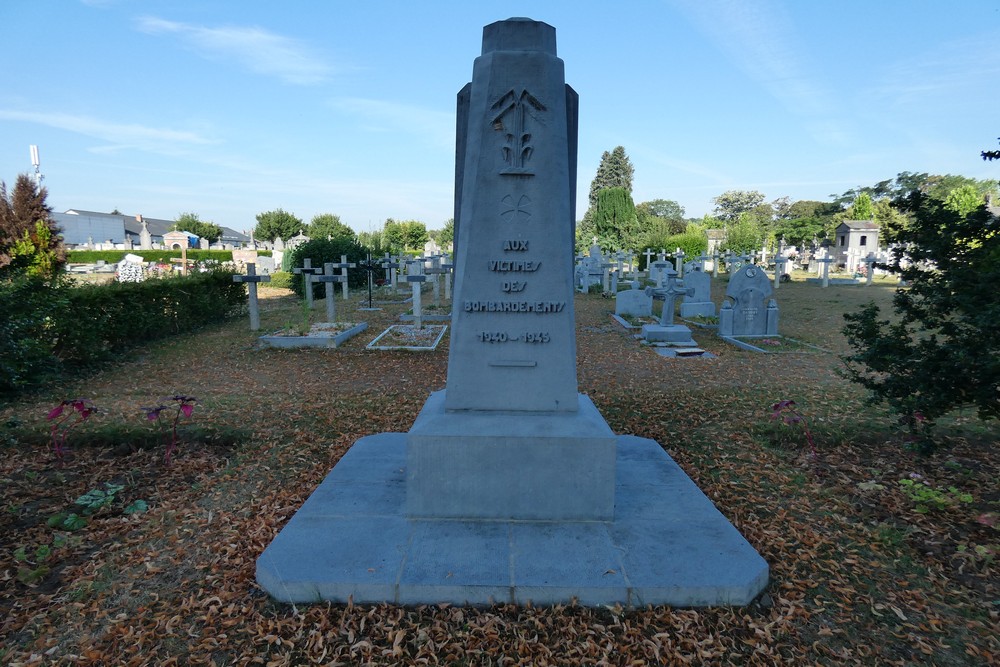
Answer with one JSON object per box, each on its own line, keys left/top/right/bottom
{"left": 382, "top": 219, "right": 428, "bottom": 252}
{"left": 711, "top": 190, "right": 767, "bottom": 222}
{"left": 288, "top": 237, "right": 368, "bottom": 296}
{"left": 588, "top": 146, "right": 634, "bottom": 207}
{"left": 308, "top": 213, "right": 355, "bottom": 241}
{"left": 173, "top": 212, "right": 222, "bottom": 244}
{"left": 719, "top": 213, "right": 765, "bottom": 254}
{"left": 848, "top": 192, "right": 875, "bottom": 220}
{"left": 842, "top": 193, "right": 999, "bottom": 447}
{"left": 664, "top": 231, "right": 708, "bottom": 259}
{"left": 636, "top": 199, "right": 686, "bottom": 236}
{"left": 591, "top": 187, "right": 639, "bottom": 253}
{"left": 254, "top": 209, "right": 303, "bottom": 242}
{"left": 772, "top": 216, "right": 826, "bottom": 249}
{"left": 438, "top": 219, "right": 455, "bottom": 248}
{"left": 357, "top": 230, "right": 385, "bottom": 257}
{"left": 0, "top": 174, "right": 65, "bottom": 278}
{"left": 943, "top": 184, "right": 983, "bottom": 218}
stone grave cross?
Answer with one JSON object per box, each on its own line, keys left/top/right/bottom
{"left": 329, "top": 255, "right": 356, "bottom": 299}
{"left": 862, "top": 253, "right": 877, "bottom": 286}
{"left": 816, "top": 256, "right": 835, "bottom": 287}
{"left": 232, "top": 262, "right": 271, "bottom": 330}
{"left": 292, "top": 258, "right": 322, "bottom": 308}
{"left": 405, "top": 258, "right": 428, "bottom": 329}
{"left": 601, "top": 256, "right": 614, "bottom": 292}
{"left": 642, "top": 248, "right": 655, "bottom": 278}
{"left": 424, "top": 254, "right": 445, "bottom": 306}
{"left": 647, "top": 267, "right": 694, "bottom": 326}
{"left": 773, "top": 255, "right": 788, "bottom": 289}
{"left": 673, "top": 247, "right": 686, "bottom": 276}
{"left": 712, "top": 252, "right": 721, "bottom": 278}
{"left": 313, "top": 263, "right": 347, "bottom": 321}
{"left": 380, "top": 252, "right": 399, "bottom": 287}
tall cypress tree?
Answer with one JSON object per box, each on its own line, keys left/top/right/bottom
{"left": 587, "top": 146, "right": 635, "bottom": 207}
{"left": 592, "top": 187, "right": 639, "bottom": 252}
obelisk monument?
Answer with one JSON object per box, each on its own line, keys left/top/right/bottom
{"left": 406, "top": 18, "right": 617, "bottom": 520}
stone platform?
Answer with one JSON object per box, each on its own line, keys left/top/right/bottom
{"left": 257, "top": 433, "right": 769, "bottom": 607}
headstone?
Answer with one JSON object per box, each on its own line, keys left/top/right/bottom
{"left": 641, "top": 266, "right": 696, "bottom": 344}
{"left": 614, "top": 280, "right": 653, "bottom": 317}
{"left": 256, "top": 256, "right": 276, "bottom": 274}
{"left": 232, "top": 263, "right": 271, "bottom": 330}
{"left": 381, "top": 253, "right": 399, "bottom": 286}
{"left": 650, "top": 260, "right": 670, "bottom": 288}
{"left": 673, "top": 248, "right": 686, "bottom": 276}
{"left": 642, "top": 248, "right": 655, "bottom": 276}
{"left": 273, "top": 236, "right": 285, "bottom": 252}
{"left": 718, "top": 264, "right": 778, "bottom": 337}
{"left": 679, "top": 265, "right": 714, "bottom": 319}
{"left": 139, "top": 218, "right": 151, "bottom": 250}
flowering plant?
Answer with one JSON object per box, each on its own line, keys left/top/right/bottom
{"left": 142, "top": 395, "right": 197, "bottom": 465}
{"left": 46, "top": 399, "right": 98, "bottom": 463}
{"left": 769, "top": 399, "right": 817, "bottom": 459}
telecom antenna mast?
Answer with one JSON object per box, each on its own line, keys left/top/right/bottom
{"left": 29, "top": 145, "right": 43, "bottom": 189}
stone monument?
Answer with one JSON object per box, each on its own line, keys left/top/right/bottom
{"left": 256, "top": 17, "right": 767, "bottom": 608}
{"left": 719, "top": 264, "right": 779, "bottom": 337}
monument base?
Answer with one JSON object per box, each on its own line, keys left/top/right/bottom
{"left": 256, "top": 433, "right": 769, "bottom": 607}
{"left": 406, "top": 391, "right": 616, "bottom": 521}
{"left": 641, "top": 323, "right": 697, "bottom": 345}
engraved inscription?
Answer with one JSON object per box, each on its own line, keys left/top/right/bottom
{"left": 489, "top": 259, "right": 540, "bottom": 272}
{"left": 500, "top": 194, "right": 531, "bottom": 222}
{"left": 490, "top": 89, "right": 546, "bottom": 174}
{"left": 477, "top": 331, "right": 551, "bottom": 343}
{"left": 464, "top": 301, "right": 565, "bottom": 313}
{"left": 503, "top": 239, "right": 529, "bottom": 251}
{"left": 501, "top": 281, "right": 526, "bottom": 293}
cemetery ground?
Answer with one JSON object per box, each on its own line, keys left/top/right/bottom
{"left": 0, "top": 274, "right": 996, "bottom": 666}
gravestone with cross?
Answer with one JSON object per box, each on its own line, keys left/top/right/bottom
{"left": 424, "top": 253, "right": 446, "bottom": 305}
{"left": 641, "top": 266, "right": 696, "bottom": 344}
{"left": 232, "top": 262, "right": 271, "bottom": 330}
{"left": 292, "top": 258, "right": 322, "bottom": 308}
{"left": 718, "top": 264, "right": 778, "bottom": 337}
{"left": 642, "top": 247, "right": 656, "bottom": 278}
{"left": 313, "top": 262, "right": 347, "bottom": 321}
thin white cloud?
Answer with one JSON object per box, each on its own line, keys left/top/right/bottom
{"left": 0, "top": 109, "right": 215, "bottom": 152}
{"left": 668, "top": 0, "right": 851, "bottom": 146}
{"left": 136, "top": 16, "right": 333, "bottom": 85}
{"left": 329, "top": 97, "right": 455, "bottom": 149}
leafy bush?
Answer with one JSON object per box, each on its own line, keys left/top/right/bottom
{"left": 287, "top": 238, "right": 368, "bottom": 297}
{"left": 0, "top": 270, "right": 245, "bottom": 398}
{"left": 842, "top": 195, "right": 999, "bottom": 446}
{"left": 268, "top": 271, "right": 294, "bottom": 289}
{"left": 0, "top": 276, "right": 68, "bottom": 393}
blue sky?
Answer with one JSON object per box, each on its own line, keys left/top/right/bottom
{"left": 2, "top": 1, "right": 998, "bottom": 235}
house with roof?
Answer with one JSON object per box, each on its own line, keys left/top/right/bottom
{"left": 53, "top": 209, "right": 251, "bottom": 249}
{"left": 834, "top": 220, "right": 880, "bottom": 272}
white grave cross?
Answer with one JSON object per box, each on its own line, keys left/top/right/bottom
{"left": 232, "top": 262, "right": 271, "bottom": 330}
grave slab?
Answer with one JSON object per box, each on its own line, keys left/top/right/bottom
{"left": 640, "top": 323, "right": 697, "bottom": 345}
{"left": 257, "top": 434, "right": 769, "bottom": 607}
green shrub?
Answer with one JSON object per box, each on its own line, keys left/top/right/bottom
{"left": 268, "top": 271, "right": 294, "bottom": 289}
{"left": 288, "top": 238, "right": 368, "bottom": 297}
{"left": 0, "top": 270, "right": 246, "bottom": 398}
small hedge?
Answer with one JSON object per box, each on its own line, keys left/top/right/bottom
{"left": 0, "top": 271, "right": 246, "bottom": 397}
{"left": 67, "top": 249, "right": 271, "bottom": 264}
